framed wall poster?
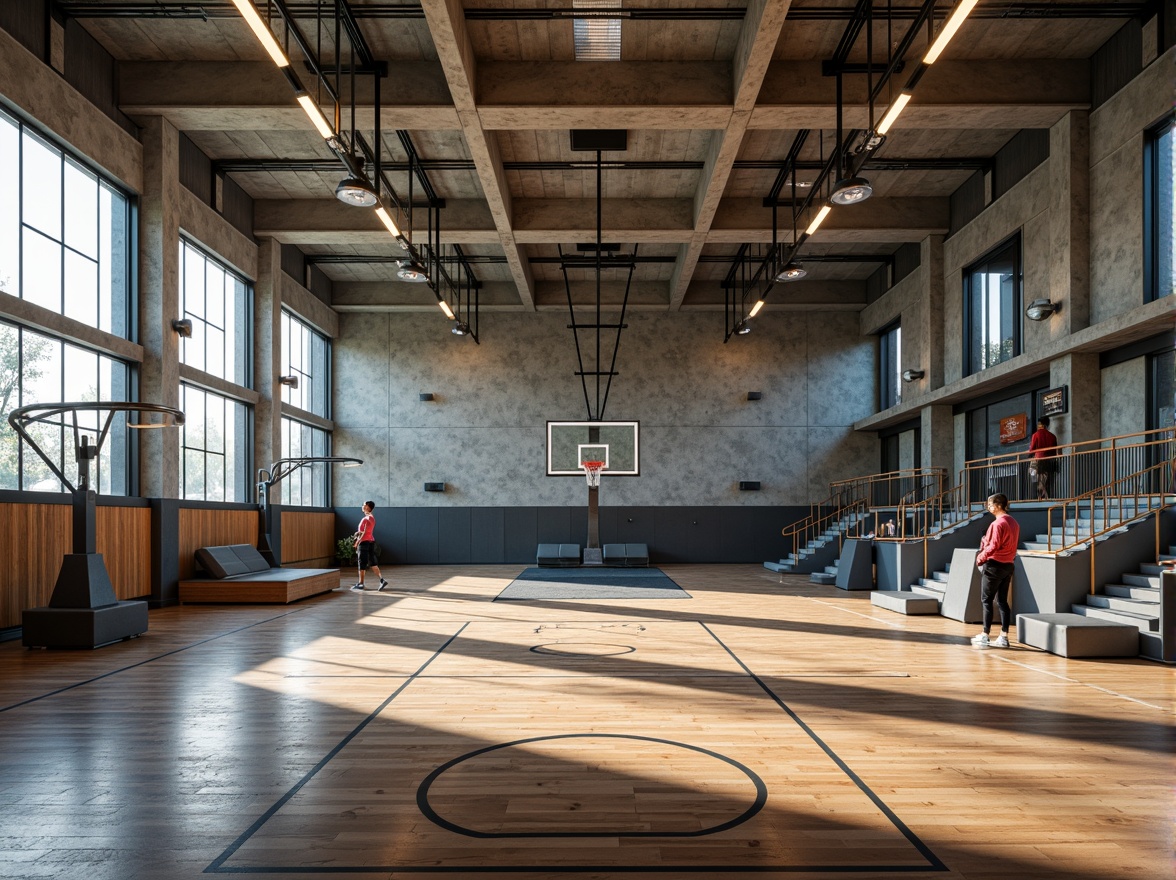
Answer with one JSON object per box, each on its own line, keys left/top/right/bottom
{"left": 1039, "top": 386, "right": 1068, "bottom": 417}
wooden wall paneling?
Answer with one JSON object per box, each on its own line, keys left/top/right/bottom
{"left": 0, "top": 503, "right": 70, "bottom": 630}
{"left": 280, "top": 510, "right": 337, "bottom": 568}
{"left": 96, "top": 506, "right": 152, "bottom": 600}
{"left": 178, "top": 508, "right": 260, "bottom": 580}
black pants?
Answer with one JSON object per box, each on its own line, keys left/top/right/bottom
{"left": 979, "top": 560, "right": 1014, "bottom": 632}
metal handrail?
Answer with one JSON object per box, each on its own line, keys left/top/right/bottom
{"left": 782, "top": 498, "right": 870, "bottom": 560}
{"left": 960, "top": 428, "right": 1174, "bottom": 508}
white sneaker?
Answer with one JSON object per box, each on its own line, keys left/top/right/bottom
{"left": 971, "top": 633, "right": 990, "bottom": 648}
{"left": 350, "top": 583, "right": 365, "bottom": 592}
{"left": 993, "top": 634, "right": 1010, "bottom": 648}
{"left": 378, "top": 578, "right": 390, "bottom": 592}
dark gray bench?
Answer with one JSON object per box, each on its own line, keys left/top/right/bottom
{"left": 537, "top": 543, "right": 581, "bottom": 567}
{"left": 180, "top": 544, "right": 339, "bottom": 604}
{"left": 1017, "top": 612, "right": 1140, "bottom": 658}
{"left": 603, "top": 543, "right": 649, "bottom": 567}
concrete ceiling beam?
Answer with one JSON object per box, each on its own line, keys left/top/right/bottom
{"left": 512, "top": 198, "right": 694, "bottom": 243}
{"left": 118, "top": 61, "right": 459, "bottom": 130}
{"left": 253, "top": 198, "right": 499, "bottom": 245}
{"left": 707, "top": 196, "right": 950, "bottom": 243}
{"left": 682, "top": 279, "right": 867, "bottom": 308}
{"left": 420, "top": 0, "right": 536, "bottom": 310}
{"left": 668, "top": 0, "right": 793, "bottom": 311}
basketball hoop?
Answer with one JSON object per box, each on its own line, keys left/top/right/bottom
{"left": 582, "top": 460, "right": 605, "bottom": 488}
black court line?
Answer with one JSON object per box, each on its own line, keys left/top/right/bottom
{"left": 700, "top": 621, "right": 949, "bottom": 873}
{"left": 205, "top": 622, "right": 471, "bottom": 874}
{"left": 206, "top": 618, "right": 948, "bottom": 874}
{"left": 0, "top": 607, "right": 309, "bottom": 715}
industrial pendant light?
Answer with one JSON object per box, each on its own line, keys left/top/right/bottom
{"left": 451, "top": 321, "right": 471, "bottom": 336}
{"left": 775, "top": 262, "right": 807, "bottom": 282}
{"left": 335, "top": 176, "right": 378, "bottom": 207}
{"left": 829, "top": 176, "right": 873, "bottom": 205}
{"left": 396, "top": 260, "right": 429, "bottom": 282}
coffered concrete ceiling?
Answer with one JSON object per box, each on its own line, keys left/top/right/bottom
{"left": 70, "top": 1, "right": 1129, "bottom": 312}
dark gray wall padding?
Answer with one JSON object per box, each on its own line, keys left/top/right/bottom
{"left": 231, "top": 544, "right": 271, "bottom": 572}
{"left": 835, "top": 539, "right": 875, "bottom": 590}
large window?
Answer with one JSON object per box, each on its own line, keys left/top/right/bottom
{"left": 879, "top": 321, "right": 901, "bottom": 410}
{"left": 180, "top": 383, "right": 249, "bottom": 502}
{"left": 179, "top": 240, "right": 250, "bottom": 386}
{"left": 0, "top": 107, "right": 130, "bottom": 336}
{"left": 281, "top": 310, "right": 329, "bottom": 418}
{"left": 280, "top": 417, "right": 329, "bottom": 507}
{"left": 964, "top": 235, "right": 1021, "bottom": 376}
{"left": 1144, "top": 115, "right": 1174, "bottom": 302}
{"left": 0, "top": 318, "right": 131, "bottom": 494}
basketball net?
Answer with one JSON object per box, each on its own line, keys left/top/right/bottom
{"left": 582, "top": 460, "right": 605, "bottom": 489}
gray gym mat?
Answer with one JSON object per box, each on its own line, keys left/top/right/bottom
{"left": 495, "top": 567, "right": 691, "bottom": 600}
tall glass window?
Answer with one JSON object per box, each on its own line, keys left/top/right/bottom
{"left": 964, "top": 235, "right": 1021, "bottom": 376}
{"left": 281, "top": 310, "right": 329, "bottom": 418}
{"left": 879, "top": 322, "right": 901, "bottom": 410}
{"left": 180, "top": 383, "right": 249, "bottom": 502}
{"left": 0, "top": 108, "right": 130, "bottom": 336}
{"left": 279, "top": 417, "right": 329, "bottom": 507}
{"left": 1144, "top": 115, "right": 1175, "bottom": 302}
{"left": 0, "top": 318, "right": 130, "bottom": 493}
{"left": 179, "top": 240, "right": 250, "bottom": 386}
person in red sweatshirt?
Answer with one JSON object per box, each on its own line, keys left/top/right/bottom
{"left": 1028, "top": 416, "right": 1059, "bottom": 500}
{"left": 972, "top": 493, "right": 1020, "bottom": 648}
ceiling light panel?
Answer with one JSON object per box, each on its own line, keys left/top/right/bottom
{"left": 574, "top": 0, "right": 623, "bottom": 61}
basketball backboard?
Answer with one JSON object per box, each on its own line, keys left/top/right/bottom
{"left": 547, "top": 421, "right": 639, "bottom": 476}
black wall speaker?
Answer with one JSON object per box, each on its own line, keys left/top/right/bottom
{"left": 746, "top": 391, "right": 762, "bottom": 401}
{"left": 424, "top": 482, "right": 446, "bottom": 492}
{"left": 739, "top": 481, "right": 761, "bottom": 491}
{"left": 419, "top": 392, "right": 434, "bottom": 401}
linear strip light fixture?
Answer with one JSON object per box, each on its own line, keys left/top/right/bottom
{"left": 876, "top": 91, "right": 913, "bottom": 136}
{"left": 437, "top": 297, "right": 456, "bottom": 319}
{"left": 805, "top": 204, "right": 832, "bottom": 236}
{"left": 229, "top": 0, "right": 290, "bottom": 67}
{"left": 923, "top": 0, "right": 980, "bottom": 64}
{"left": 295, "top": 93, "right": 334, "bottom": 139}
{"left": 748, "top": 299, "right": 765, "bottom": 317}
{"left": 375, "top": 204, "right": 409, "bottom": 250}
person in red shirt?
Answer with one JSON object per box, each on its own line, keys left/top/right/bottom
{"left": 1028, "top": 416, "right": 1059, "bottom": 500}
{"left": 350, "top": 501, "right": 389, "bottom": 592}
{"left": 972, "top": 493, "right": 1020, "bottom": 649}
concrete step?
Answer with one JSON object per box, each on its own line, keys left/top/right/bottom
{"left": 764, "top": 561, "right": 793, "bottom": 573}
{"left": 909, "top": 584, "right": 945, "bottom": 602}
{"left": 916, "top": 578, "right": 946, "bottom": 594}
{"left": 930, "top": 570, "right": 950, "bottom": 583}
{"left": 872, "top": 590, "right": 939, "bottom": 615}
{"left": 824, "top": 565, "right": 839, "bottom": 575}
{"left": 810, "top": 571, "right": 837, "bottom": 585}
{"left": 1070, "top": 604, "right": 1159, "bottom": 632}
{"left": 1104, "top": 584, "right": 1160, "bottom": 601}
{"left": 1086, "top": 594, "right": 1160, "bottom": 615}
{"left": 1122, "top": 572, "right": 1160, "bottom": 588}
{"left": 1139, "top": 562, "right": 1166, "bottom": 575}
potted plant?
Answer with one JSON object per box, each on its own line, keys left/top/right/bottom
{"left": 336, "top": 534, "right": 357, "bottom": 567}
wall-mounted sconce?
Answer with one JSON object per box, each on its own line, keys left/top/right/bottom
{"left": 419, "top": 392, "right": 434, "bottom": 401}
{"left": 278, "top": 375, "right": 299, "bottom": 388}
{"left": 902, "top": 369, "right": 925, "bottom": 383}
{"left": 1025, "top": 298, "right": 1059, "bottom": 321}
{"left": 738, "top": 481, "right": 761, "bottom": 491}
{"left": 747, "top": 392, "right": 762, "bottom": 401}
{"left": 172, "top": 318, "right": 193, "bottom": 338}
{"left": 423, "top": 482, "right": 446, "bottom": 492}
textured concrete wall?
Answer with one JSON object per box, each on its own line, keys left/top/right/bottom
{"left": 1090, "top": 46, "right": 1176, "bottom": 322}
{"left": 333, "top": 310, "right": 876, "bottom": 508}
{"left": 1100, "top": 357, "right": 1147, "bottom": 438}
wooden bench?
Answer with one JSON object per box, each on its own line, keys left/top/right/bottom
{"left": 179, "top": 544, "right": 340, "bottom": 604}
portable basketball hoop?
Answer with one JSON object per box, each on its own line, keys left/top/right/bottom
{"left": 582, "top": 460, "right": 605, "bottom": 488}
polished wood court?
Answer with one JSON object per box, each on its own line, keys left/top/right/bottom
{"left": 0, "top": 565, "right": 1170, "bottom": 880}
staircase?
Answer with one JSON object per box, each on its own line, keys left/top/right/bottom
{"left": 811, "top": 559, "right": 839, "bottom": 586}
{"left": 1069, "top": 546, "right": 1174, "bottom": 657}
{"left": 1022, "top": 499, "right": 1158, "bottom": 553}
{"left": 906, "top": 563, "right": 952, "bottom": 611}
{"left": 765, "top": 512, "right": 866, "bottom": 575}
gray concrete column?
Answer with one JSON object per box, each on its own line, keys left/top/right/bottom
{"left": 138, "top": 116, "right": 181, "bottom": 498}
{"left": 920, "top": 235, "right": 946, "bottom": 390}
{"left": 1050, "top": 353, "right": 1100, "bottom": 444}
{"left": 1048, "top": 111, "right": 1090, "bottom": 335}
{"left": 255, "top": 237, "right": 282, "bottom": 503}
{"left": 921, "top": 404, "right": 955, "bottom": 477}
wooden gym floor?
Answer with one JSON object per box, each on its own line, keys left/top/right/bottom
{"left": 0, "top": 565, "right": 1171, "bottom": 880}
